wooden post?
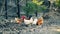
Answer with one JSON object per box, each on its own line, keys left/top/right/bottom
{"left": 5, "top": 0, "right": 8, "bottom": 19}
{"left": 17, "top": 0, "right": 20, "bottom": 18}
{"left": 35, "top": 10, "right": 37, "bottom": 17}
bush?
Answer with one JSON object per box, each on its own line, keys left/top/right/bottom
{"left": 23, "top": 1, "right": 47, "bottom": 16}
{"left": 55, "top": 0, "right": 60, "bottom": 8}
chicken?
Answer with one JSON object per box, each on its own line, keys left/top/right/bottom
{"left": 24, "top": 17, "right": 33, "bottom": 25}
{"left": 37, "top": 17, "right": 43, "bottom": 25}
{"left": 32, "top": 18, "right": 38, "bottom": 25}
{"left": 15, "top": 18, "right": 22, "bottom": 24}
{"left": 21, "top": 15, "right": 26, "bottom": 20}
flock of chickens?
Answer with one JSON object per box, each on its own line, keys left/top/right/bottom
{"left": 11, "top": 16, "right": 43, "bottom": 26}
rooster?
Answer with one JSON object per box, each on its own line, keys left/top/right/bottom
{"left": 37, "top": 17, "right": 43, "bottom": 25}
{"left": 24, "top": 17, "right": 33, "bottom": 25}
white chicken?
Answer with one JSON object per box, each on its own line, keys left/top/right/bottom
{"left": 32, "top": 18, "right": 38, "bottom": 25}
{"left": 32, "top": 17, "right": 43, "bottom": 25}
{"left": 24, "top": 17, "right": 33, "bottom": 25}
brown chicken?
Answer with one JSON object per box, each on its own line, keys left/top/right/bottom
{"left": 15, "top": 18, "right": 22, "bottom": 24}
{"left": 37, "top": 17, "right": 43, "bottom": 25}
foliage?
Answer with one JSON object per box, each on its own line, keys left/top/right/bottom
{"left": 23, "top": 0, "right": 47, "bottom": 15}
{"left": 23, "top": 2, "right": 37, "bottom": 14}
{"left": 32, "top": 0, "right": 43, "bottom": 5}
{"left": 55, "top": 0, "right": 60, "bottom": 7}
